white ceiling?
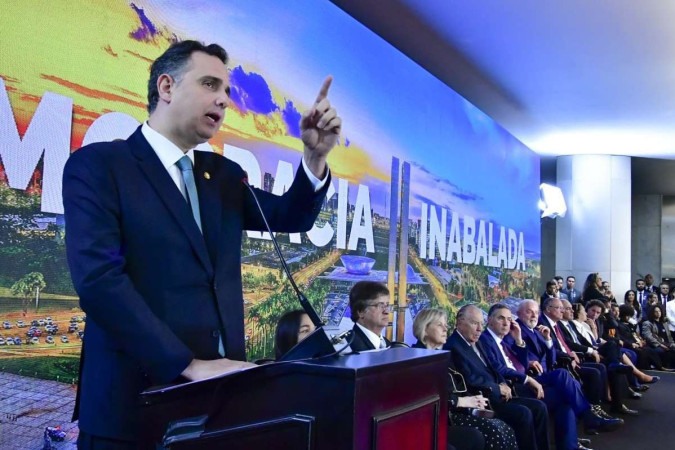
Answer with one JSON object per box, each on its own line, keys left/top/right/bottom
{"left": 331, "top": 0, "right": 675, "bottom": 163}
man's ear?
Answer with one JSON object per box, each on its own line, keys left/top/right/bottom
{"left": 157, "top": 74, "right": 174, "bottom": 104}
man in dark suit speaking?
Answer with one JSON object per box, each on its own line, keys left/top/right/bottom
{"left": 63, "top": 40, "right": 338, "bottom": 448}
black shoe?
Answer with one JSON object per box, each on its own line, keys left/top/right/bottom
{"left": 634, "top": 384, "right": 650, "bottom": 391}
{"left": 644, "top": 375, "right": 661, "bottom": 383}
{"left": 611, "top": 404, "right": 639, "bottom": 416}
{"left": 583, "top": 409, "right": 624, "bottom": 433}
{"left": 577, "top": 444, "right": 594, "bottom": 450}
{"left": 608, "top": 362, "right": 633, "bottom": 375}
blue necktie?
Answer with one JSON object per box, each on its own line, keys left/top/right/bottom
{"left": 176, "top": 155, "right": 202, "bottom": 233}
{"left": 177, "top": 156, "right": 224, "bottom": 357}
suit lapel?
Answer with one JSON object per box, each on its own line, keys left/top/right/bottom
{"left": 128, "top": 129, "right": 214, "bottom": 276}
{"left": 475, "top": 340, "right": 499, "bottom": 380}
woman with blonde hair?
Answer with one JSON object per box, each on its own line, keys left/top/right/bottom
{"left": 412, "top": 308, "right": 517, "bottom": 450}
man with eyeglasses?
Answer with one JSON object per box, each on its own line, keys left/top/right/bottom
{"left": 347, "top": 281, "right": 392, "bottom": 351}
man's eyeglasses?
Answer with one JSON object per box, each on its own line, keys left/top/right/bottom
{"left": 366, "top": 302, "right": 391, "bottom": 311}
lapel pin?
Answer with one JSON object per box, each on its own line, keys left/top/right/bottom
{"left": 204, "top": 172, "right": 211, "bottom": 180}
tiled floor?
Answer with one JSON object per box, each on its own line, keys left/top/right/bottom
{"left": 0, "top": 372, "right": 79, "bottom": 449}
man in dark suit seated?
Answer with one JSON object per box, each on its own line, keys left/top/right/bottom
{"left": 346, "top": 281, "right": 392, "bottom": 352}
{"left": 444, "top": 304, "right": 549, "bottom": 450}
{"left": 482, "top": 304, "right": 623, "bottom": 450}
{"left": 515, "top": 300, "right": 622, "bottom": 429}
{"left": 63, "top": 40, "right": 339, "bottom": 448}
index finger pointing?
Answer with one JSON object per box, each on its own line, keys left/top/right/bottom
{"left": 314, "top": 76, "right": 333, "bottom": 103}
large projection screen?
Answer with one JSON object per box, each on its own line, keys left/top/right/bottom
{"left": 0, "top": 0, "right": 540, "bottom": 372}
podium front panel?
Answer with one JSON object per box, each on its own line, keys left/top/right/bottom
{"left": 140, "top": 348, "right": 449, "bottom": 450}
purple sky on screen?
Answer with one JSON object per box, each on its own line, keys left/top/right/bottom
{"left": 281, "top": 100, "right": 301, "bottom": 138}
{"left": 129, "top": 3, "right": 159, "bottom": 41}
{"left": 229, "top": 66, "right": 278, "bottom": 115}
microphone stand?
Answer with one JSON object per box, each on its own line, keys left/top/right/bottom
{"left": 242, "top": 178, "right": 335, "bottom": 361}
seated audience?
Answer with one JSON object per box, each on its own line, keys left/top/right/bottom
{"left": 541, "top": 298, "right": 636, "bottom": 416}
{"left": 347, "top": 281, "right": 392, "bottom": 351}
{"left": 482, "top": 303, "right": 619, "bottom": 450}
{"left": 606, "top": 303, "right": 658, "bottom": 387}
{"left": 617, "top": 304, "right": 667, "bottom": 372}
{"left": 641, "top": 305, "right": 675, "bottom": 369}
{"left": 412, "top": 308, "right": 516, "bottom": 450}
{"left": 518, "top": 300, "right": 622, "bottom": 433}
{"left": 274, "top": 309, "right": 316, "bottom": 359}
{"left": 445, "top": 304, "right": 550, "bottom": 450}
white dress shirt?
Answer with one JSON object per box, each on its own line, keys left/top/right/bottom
{"left": 486, "top": 328, "right": 531, "bottom": 384}
{"left": 141, "top": 122, "right": 328, "bottom": 199}
{"left": 355, "top": 322, "right": 386, "bottom": 350}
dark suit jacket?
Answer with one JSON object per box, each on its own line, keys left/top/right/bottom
{"left": 516, "top": 318, "right": 557, "bottom": 373}
{"left": 445, "top": 330, "right": 504, "bottom": 403}
{"left": 557, "top": 320, "right": 593, "bottom": 353}
{"left": 617, "top": 321, "right": 639, "bottom": 347}
{"left": 478, "top": 331, "right": 528, "bottom": 384}
{"left": 348, "top": 323, "right": 390, "bottom": 352}
{"left": 561, "top": 288, "right": 581, "bottom": 303}
{"left": 63, "top": 127, "right": 329, "bottom": 439}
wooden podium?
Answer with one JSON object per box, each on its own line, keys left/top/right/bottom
{"left": 139, "top": 348, "right": 449, "bottom": 450}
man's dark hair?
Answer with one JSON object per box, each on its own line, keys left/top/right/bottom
{"left": 553, "top": 276, "right": 563, "bottom": 283}
{"left": 635, "top": 278, "right": 645, "bottom": 285}
{"left": 349, "top": 281, "right": 389, "bottom": 320}
{"left": 488, "top": 303, "right": 510, "bottom": 319}
{"left": 147, "top": 40, "right": 229, "bottom": 113}
{"left": 542, "top": 296, "right": 560, "bottom": 310}
{"left": 585, "top": 299, "right": 605, "bottom": 312}
{"left": 546, "top": 280, "right": 557, "bottom": 289}
{"left": 618, "top": 304, "right": 634, "bottom": 321}
{"left": 567, "top": 275, "right": 576, "bottom": 282}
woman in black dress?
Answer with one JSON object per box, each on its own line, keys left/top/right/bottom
{"left": 412, "top": 308, "right": 517, "bottom": 450}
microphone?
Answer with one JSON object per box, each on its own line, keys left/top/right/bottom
{"left": 330, "top": 329, "right": 352, "bottom": 345}
{"left": 241, "top": 177, "right": 323, "bottom": 327}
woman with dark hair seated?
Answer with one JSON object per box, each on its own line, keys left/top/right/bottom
{"left": 617, "top": 304, "right": 665, "bottom": 371}
{"left": 274, "top": 309, "right": 316, "bottom": 359}
{"left": 641, "top": 305, "right": 675, "bottom": 369}
{"left": 413, "top": 308, "right": 517, "bottom": 450}
{"left": 623, "top": 290, "right": 641, "bottom": 323}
